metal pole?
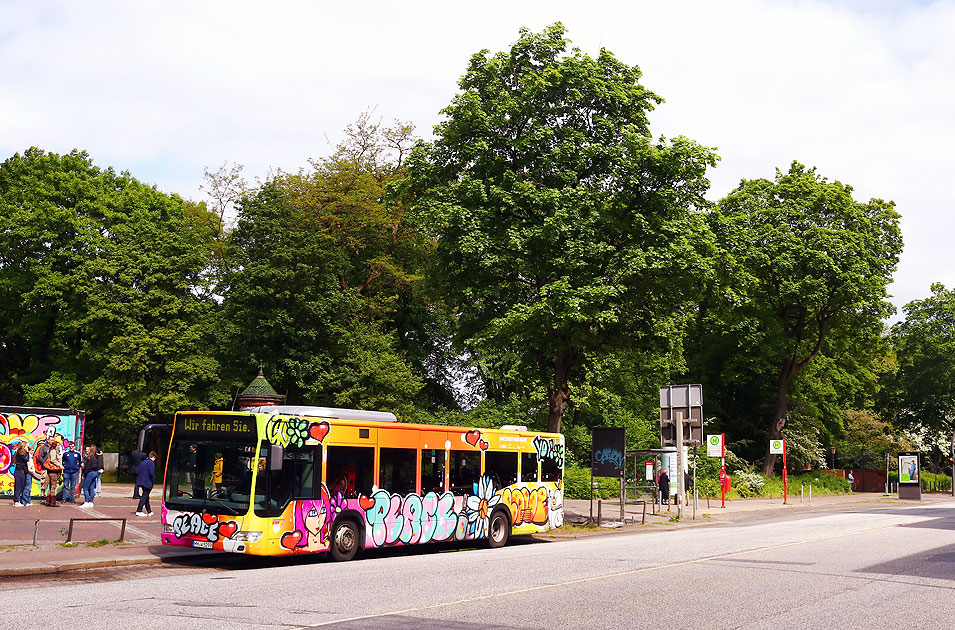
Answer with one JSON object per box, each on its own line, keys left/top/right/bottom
{"left": 782, "top": 439, "right": 788, "bottom": 504}
{"left": 33, "top": 519, "right": 39, "bottom": 547}
{"left": 619, "top": 475, "right": 624, "bottom": 523}
{"left": 676, "top": 411, "right": 685, "bottom": 520}
{"left": 693, "top": 447, "right": 698, "bottom": 519}
{"left": 597, "top": 500, "right": 602, "bottom": 526}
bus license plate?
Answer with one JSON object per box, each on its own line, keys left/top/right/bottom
{"left": 193, "top": 540, "right": 213, "bottom": 549}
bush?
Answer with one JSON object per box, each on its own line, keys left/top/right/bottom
{"left": 733, "top": 471, "right": 765, "bottom": 497}
{"left": 564, "top": 464, "right": 621, "bottom": 499}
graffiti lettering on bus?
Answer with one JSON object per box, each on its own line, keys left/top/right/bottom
{"left": 1, "top": 409, "right": 82, "bottom": 496}
{"left": 533, "top": 435, "right": 565, "bottom": 467}
{"left": 172, "top": 512, "right": 236, "bottom": 542}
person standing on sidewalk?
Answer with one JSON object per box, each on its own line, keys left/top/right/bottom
{"left": 135, "top": 451, "right": 157, "bottom": 516}
{"left": 658, "top": 469, "right": 670, "bottom": 506}
{"left": 42, "top": 438, "right": 63, "bottom": 507}
{"left": 12, "top": 442, "right": 30, "bottom": 507}
{"left": 61, "top": 442, "right": 81, "bottom": 503}
{"left": 80, "top": 445, "right": 103, "bottom": 508}
{"left": 94, "top": 445, "right": 104, "bottom": 497}
{"left": 130, "top": 448, "right": 147, "bottom": 499}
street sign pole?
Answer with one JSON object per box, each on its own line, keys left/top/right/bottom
{"left": 783, "top": 439, "right": 788, "bottom": 504}
{"left": 720, "top": 432, "right": 726, "bottom": 509}
{"left": 676, "top": 411, "right": 684, "bottom": 520}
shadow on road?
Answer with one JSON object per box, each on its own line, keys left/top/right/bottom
{"left": 158, "top": 534, "right": 546, "bottom": 572}
{"left": 857, "top": 542, "right": 955, "bottom": 582}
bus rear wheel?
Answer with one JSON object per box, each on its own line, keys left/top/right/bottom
{"left": 487, "top": 509, "right": 510, "bottom": 549}
{"left": 330, "top": 519, "right": 360, "bottom": 562}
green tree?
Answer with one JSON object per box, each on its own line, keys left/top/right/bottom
{"left": 838, "top": 409, "right": 912, "bottom": 469}
{"left": 710, "top": 162, "right": 902, "bottom": 475}
{"left": 885, "top": 283, "right": 955, "bottom": 472}
{"left": 406, "top": 24, "right": 718, "bottom": 433}
{"left": 0, "top": 148, "right": 225, "bottom": 440}
{"left": 219, "top": 115, "right": 437, "bottom": 413}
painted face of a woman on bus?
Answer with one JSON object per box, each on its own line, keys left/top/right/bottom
{"left": 302, "top": 500, "right": 327, "bottom": 550}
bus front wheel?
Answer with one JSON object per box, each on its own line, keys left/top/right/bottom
{"left": 330, "top": 519, "right": 360, "bottom": 562}
{"left": 487, "top": 509, "right": 510, "bottom": 549}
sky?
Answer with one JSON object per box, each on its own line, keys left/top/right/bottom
{"left": 1, "top": 0, "right": 952, "bottom": 317}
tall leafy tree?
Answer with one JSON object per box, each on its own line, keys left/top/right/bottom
{"left": 710, "top": 162, "right": 902, "bottom": 474}
{"left": 219, "top": 115, "right": 437, "bottom": 413}
{"left": 885, "top": 283, "right": 955, "bottom": 475}
{"left": 406, "top": 24, "right": 718, "bottom": 433}
{"left": 0, "top": 148, "right": 225, "bottom": 440}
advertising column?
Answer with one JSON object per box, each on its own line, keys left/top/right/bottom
{"left": 897, "top": 451, "right": 921, "bottom": 501}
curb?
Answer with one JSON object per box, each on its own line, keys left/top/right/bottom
{"left": 0, "top": 551, "right": 215, "bottom": 578}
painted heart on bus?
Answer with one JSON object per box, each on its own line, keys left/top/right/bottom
{"left": 358, "top": 494, "right": 376, "bottom": 511}
{"left": 218, "top": 521, "right": 238, "bottom": 539}
{"left": 478, "top": 440, "right": 489, "bottom": 451}
{"left": 201, "top": 513, "right": 219, "bottom": 525}
{"left": 308, "top": 421, "right": 330, "bottom": 442}
{"left": 280, "top": 530, "right": 302, "bottom": 550}
{"left": 464, "top": 430, "right": 481, "bottom": 447}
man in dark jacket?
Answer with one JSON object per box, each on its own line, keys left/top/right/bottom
{"left": 61, "top": 442, "right": 82, "bottom": 503}
{"left": 136, "top": 451, "right": 157, "bottom": 516}
{"left": 130, "top": 449, "right": 148, "bottom": 499}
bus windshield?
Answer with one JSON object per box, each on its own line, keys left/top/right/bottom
{"left": 164, "top": 437, "right": 258, "bottom": 515}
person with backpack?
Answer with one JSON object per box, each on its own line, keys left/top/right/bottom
{"left": 41, "top": 438, "right": 63, "bottom": 507}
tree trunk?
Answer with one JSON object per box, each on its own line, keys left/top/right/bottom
{"left": 546, "top": 349, "right": 575, "bottom": 434}
{"left": 762, "top": 356, "right": 797, "bottom": 476}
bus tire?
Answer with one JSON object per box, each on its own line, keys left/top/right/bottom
{"left": 330, "top": 518, "right": 360, "bottom": 562}
{"left": 487, "top": 508, "right": 510, "bottom": 549}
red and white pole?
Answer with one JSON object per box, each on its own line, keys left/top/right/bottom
{"left": 782, "top": 439, "right": 788, "bottom": 504}
{"left": 720, "top": 433, "right": 726, "bottom": 508}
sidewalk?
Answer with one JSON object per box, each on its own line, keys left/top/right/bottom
{"left": 0, "top": 482, "right": 209, "bottom": 577}
{"left": 1, "top": 484, "right": 951, "bottom": 577}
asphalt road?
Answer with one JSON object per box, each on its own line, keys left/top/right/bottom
{"left": 4, "top": 500, "right": 955, "bottom": 629}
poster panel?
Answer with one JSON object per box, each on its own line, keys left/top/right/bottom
{"left": 591, "top": 427, "right": 626, "bottom": 477}
{"left": 898, "top": 453, "right": 920, "bottom": 484}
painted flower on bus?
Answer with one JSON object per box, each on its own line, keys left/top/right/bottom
{"left": 463, "top": 475, "right": 500, "bottom": 539}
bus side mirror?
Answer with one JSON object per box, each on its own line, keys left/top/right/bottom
{"left": 269, "top": 444, "right": 284, "bottom": 471}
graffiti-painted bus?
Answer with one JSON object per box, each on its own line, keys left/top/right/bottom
{"left": 0, "top": 406, "right": 85, "bottom": 499}
{"left": 160, "top": 407, "right": 564, "bottom": 560}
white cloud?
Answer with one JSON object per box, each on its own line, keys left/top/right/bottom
{"left": 1, "top": 0, "right": 953, "bottom": 312}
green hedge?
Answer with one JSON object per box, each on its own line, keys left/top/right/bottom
{"left": 564, "top": 464, "right": 622, "bottom": 499}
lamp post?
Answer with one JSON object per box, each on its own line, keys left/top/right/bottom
{"left": 830, "top": 446, "right": 836, "bottom": 470}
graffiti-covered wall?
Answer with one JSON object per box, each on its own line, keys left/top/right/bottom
{"left": 0, "top": 407, "right": 84, "bottom": 497}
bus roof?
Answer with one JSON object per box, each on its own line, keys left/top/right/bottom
{"left": 242, "top": 405, "right": 397, "bottom": 423}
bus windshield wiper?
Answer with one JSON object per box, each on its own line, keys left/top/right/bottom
{"left": 204, "top": 495, "right": 238, "bottom": 515}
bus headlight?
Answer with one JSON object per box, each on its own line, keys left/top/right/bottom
{"left": 231, "top": 531, "right": 262, "bottom": 542}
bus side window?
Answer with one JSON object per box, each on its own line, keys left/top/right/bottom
{"left": 520, "top": 452, "right": 538, "bottom": 483}
{"left": 448, "top": 451, "right": 480, "bottom": 496}
{"left": 379, "top": 447, "right": 416, "bottom": 495}
{"left": 484, "top": 451, "right": 518, "bottom": 489}
{"left": 325, "top": 446, "right": 374, "bottom": 498}
{"left": 541, "top": 455, "right": 561, "bottom": 482}
{"left": 420, "top": 449, "right": 445, "bottom": 494}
